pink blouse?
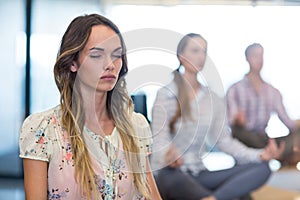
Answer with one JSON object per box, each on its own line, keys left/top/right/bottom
{"left": 19, "top": 105, "right": 152, "bottom": 200}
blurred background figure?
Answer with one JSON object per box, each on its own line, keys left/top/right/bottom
{"left": 150, "top": 34, "right": 284, "bottom": 200}
{"left": 226, "top": 43, "right": 300, "bottom": 165}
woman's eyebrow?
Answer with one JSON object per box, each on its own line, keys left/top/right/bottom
{"left": 89, "top": 46, "right": 122, "bottom": 52}
{"left": 89, "top": 47, "right": 104, "bottom": 51}
{"left": 112, "top": 47, "right": 122, "bottom": 53}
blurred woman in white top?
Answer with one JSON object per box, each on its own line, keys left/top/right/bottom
{"left": 150, "top": 33, "right": 284, "bottom": 200}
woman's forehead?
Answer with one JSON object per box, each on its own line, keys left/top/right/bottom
{"left": 85, "top": 25, "right": 121, "bottom": 49}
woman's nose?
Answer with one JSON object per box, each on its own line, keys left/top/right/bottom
{"left": 104, "top": 56, "right": 115, "bottom": 71}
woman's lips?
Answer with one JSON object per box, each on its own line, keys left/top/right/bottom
{"left": 100, "top": 75, "right": 116, "bottom": 81}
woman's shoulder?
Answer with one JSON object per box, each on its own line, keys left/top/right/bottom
{"left": 19, "top": 105, "right": 60, "bottom": 161}
{"left": 200, "top": 86, "right": 226, "bottom": 108}
{"left": 156, "top": 81, "right": 178, "bottom": 98}
{"left": 131, "top": 112, "right": 153, "bottom": 154}
{"left": 131, "top": 112, "right": 149, "bottom": 128}
{"left": 22, "top": 105, "right": 61, "bottom": 131}
{"left": 201, "top": 86, "right": 223, "bottom": 99}
{"left": 131, "top": 112, "right": 152, "bottom": 138}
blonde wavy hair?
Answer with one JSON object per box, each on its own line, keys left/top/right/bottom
{"left": 53, "top": 14, "right": 150, "bottom": 199}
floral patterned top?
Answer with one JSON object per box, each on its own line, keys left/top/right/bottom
{"left": 19, "top": 105, "right": 153, "bottom": 200}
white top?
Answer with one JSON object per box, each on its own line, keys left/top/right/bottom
{"left": 151, "top": 81, "right": 262, "bottom": 175}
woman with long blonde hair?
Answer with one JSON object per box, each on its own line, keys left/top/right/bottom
{"left": 19, "top": 14, "right": 161, "bottom": 200}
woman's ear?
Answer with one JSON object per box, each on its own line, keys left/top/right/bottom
{"left": 70, "top": 61, "right": 78, "bottom": 72}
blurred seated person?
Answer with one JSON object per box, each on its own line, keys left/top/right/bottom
{"left": 226, "top": 43, "right": 300, "bottom": 164}
{"left": 151, "top": 34, "right": 284, "bottom": 200}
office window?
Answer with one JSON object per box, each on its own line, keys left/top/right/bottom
{"left": 30, "top": 0, "right": 103, "bottom": 113}
{"left": 0, "top": 0, "right": 24, "bottom": 164}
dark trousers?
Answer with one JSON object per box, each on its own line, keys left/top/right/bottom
{"left": 232, "top": 125, "right": 300, "bottom": 165}
{"left": 154, "top": 162, "right": 271, "bottom": 200}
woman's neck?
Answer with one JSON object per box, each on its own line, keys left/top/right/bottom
{"left": 83, "top": 89, "right": 115, "bottom": 136}
{"left": 80, "top": 87, "right": 111, "bottom": 133}
{"left": 182, "top": 71, "right": 200, "bottom": 100}
{"left": 183, "top": 71, "right": 200, "bottom": 92}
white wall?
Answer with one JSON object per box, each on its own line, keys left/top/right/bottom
{"left": 107, "top": 5, "right": 300, "bottom": 127}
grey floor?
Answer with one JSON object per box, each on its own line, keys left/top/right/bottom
{"left": 204, "top": 152, "right": 300, "bottom": 193}
{"left": 268, "top": 167, "right": 300, "bottom": 192}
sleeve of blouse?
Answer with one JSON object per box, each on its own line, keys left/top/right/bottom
{"left": 132, "top": 112, "right": 153, "bottom": 174}
{"left": 207, "top": 93, "right": 262, "bottom": 164}
{"left": 273, "top": 88, "right": 296, "bottom": 131}
{"left": 133, "top": 112, "right": 153, "bottom": 155}
{"left": 19, "top": 112, "right": 53, "bottom": 162}
{"left": 150, "top": 88, "right": 174, "bottom": 171}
